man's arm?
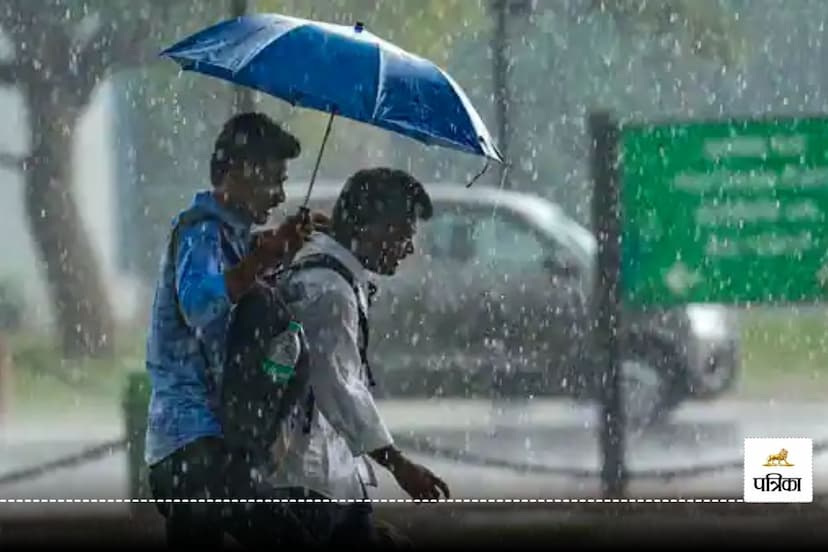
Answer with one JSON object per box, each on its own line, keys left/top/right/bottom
{"left": 299, "top": 281, "right": 394, "bottom": 454}
{"left": 300, "top": 279, "right": 450, "bottom": 499}
{"left": 224, "top": 249, "right": 268, "bottom": 304}
{"left": 367, "top": 444, "right": 450, "bottom": 500}
{"left": 175, "top": 213, "right": 315, "bottom": 328}
{"left": 174, "top": 221, "right": 277, "bottom": 328}
{"left": 174, "top": 221, "right": 235, "bottom": 330}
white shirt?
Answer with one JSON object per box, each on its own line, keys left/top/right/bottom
{"left": 265, "top": 233, "right": 394, "bottom": 499}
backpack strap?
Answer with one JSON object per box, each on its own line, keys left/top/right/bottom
{"left": 289, "top": 253, "right": 376, "bottom": 388}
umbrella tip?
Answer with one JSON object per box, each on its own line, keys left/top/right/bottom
{"left": 355, "top": 21, "right": 365, "bottom": 33}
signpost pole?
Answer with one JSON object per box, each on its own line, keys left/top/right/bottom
{"left": 589, "top": 111, "right": 627, "bottom": 498}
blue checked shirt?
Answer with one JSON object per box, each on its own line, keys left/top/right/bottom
{"left": 144, "top": 191, "right": 252, "bottom": 466}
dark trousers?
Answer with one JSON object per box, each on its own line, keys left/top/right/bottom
{"left": 267, "top": 487, "right": 377, "bottom": 546}
{"left": 148, "top": 437, "right": 317, "bottom": 549}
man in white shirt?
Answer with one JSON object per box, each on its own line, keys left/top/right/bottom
{"left": 267, "top": 167, "right": 450, "bottom": 545}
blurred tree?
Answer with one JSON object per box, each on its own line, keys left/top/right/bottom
{"left": 0, "top": 0, "right": 175, "bottom": 357}
{"left": 261, "top": 0, "right": 487, "bottom": 65}
{"left": 465, "top": 0, "right": 746, "bottom": 223}
{"left": 591, "top": 0, "right": 746, "bottom": 66}
{"left": 247, "top": 0, "right": 744, "bottom": 195}
{"left": 111, "top": 3, "right": 234, "bottom": 284}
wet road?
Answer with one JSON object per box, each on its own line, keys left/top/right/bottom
{"left": 1, "top": 398, "right": 826, "bottom": 518}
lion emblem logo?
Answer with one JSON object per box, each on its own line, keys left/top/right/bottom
{"left": 763, "top": 448, "right": 794, "bottom": 467}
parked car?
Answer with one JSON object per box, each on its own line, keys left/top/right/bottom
{"left": 276, "top": 182, "right": 740, "bottom": 429}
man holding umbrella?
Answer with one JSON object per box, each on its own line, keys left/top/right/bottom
{"left": 156, "top": 12, "right": 503, "bottom": 546}
{"left": 144, "top": 111, "right": 325, "bottom": 548}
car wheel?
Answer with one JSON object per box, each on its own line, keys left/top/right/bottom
{"left": 618, "top": 342, "right": 680, "bottom": 434}
{"left": 686, "top": 345, "right": 740, "bottom": 399}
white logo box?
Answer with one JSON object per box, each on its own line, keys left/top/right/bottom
{"left": 744, "top": 437, "right": 813, "bottom": 503}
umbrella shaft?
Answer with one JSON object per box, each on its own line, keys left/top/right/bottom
{"left": 304, "top": 111, "right": 336, "bottom": 207}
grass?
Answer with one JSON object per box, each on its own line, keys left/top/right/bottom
{"left": 3, "top": 327, "right": 146, "bottom": 423}
{"left": 737, "top": 307, "right": 828, "bottom": 398}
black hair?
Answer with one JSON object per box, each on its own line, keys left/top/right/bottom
{"left": 331, "top": 168, "right": 433, "bottom": 241}
{"left": 210, "top": 112, "right": 301, "bottom": 187}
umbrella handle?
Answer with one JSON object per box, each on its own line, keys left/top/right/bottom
{"left": 303, "top": 110, "right": 337, "bottom": 207}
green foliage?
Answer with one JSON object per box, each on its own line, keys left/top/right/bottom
{"left": 592, "top": 0, "right": 746, "bottom": 66}
{"left": 9, "top": 327, "right": 147, "bottom": 418}
{"left": 259, "top": 0, "right": 489, "bottom": 65}
{"left": 441, "top": 1, "right": 748, "bottom": 222}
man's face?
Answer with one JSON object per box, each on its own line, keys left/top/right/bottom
{"left": 359, "top": 218, "right": 417, "bottom": 276}
{"left": 227, "top": 157, "right": 288, "bottom": 224}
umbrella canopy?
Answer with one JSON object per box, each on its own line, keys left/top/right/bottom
{"left": 161, "top": 13, "right": 503, "bottom": 164}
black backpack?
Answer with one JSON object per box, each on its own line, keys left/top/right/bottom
{"left": 166, "top": 209, "right": 309, "bottom": 469}
{"left": 168, "top": 210, "right": 375, "bottom": 470}
{"left": 221, "top": 251, "right": 376, "bottom": 471}
{"left": 220, "top": 281, "right": 311, "bottom": 470}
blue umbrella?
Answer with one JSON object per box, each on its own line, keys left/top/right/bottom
{"left": 161, "top": 13, "right": 504, "bottom": 205}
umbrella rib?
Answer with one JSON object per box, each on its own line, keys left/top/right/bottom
{"left": 370, "top": 43, "right": 386, "bottom": 123}
{"left": 230, "top": 18, "right": 304, "bottom": 76}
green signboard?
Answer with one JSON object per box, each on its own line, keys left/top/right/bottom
{"left": 622, "top": 116, "right": 828, "bottom": 306}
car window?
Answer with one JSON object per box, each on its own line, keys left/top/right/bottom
{"left": 419, "top": 207, "right": 477, "bottom": 263}
{"left": 474, "top": 214, "right": 547, "bottom": 269}
{"left": 420, "top": 205, "right": 551, "bottom": 271}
